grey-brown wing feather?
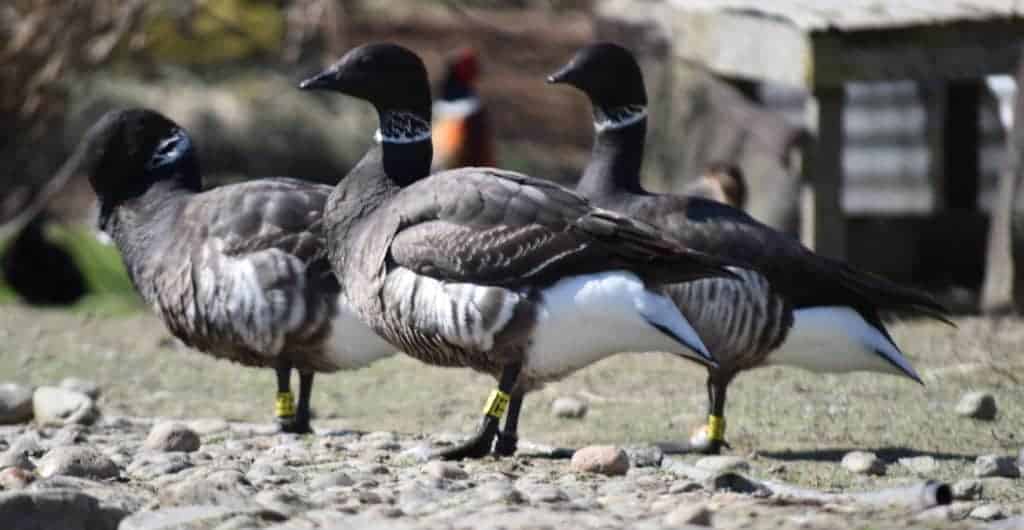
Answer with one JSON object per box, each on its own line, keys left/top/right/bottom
{"left": 387, "top": 168, "right": 736, "bottom": 287}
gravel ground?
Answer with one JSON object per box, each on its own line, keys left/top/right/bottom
{"left": 1, "top": 305, "right": 1022, "bottom": 529}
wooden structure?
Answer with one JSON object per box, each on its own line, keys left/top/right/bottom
{"left": 597, "top": 0, "right": 1024, "bottom": 259}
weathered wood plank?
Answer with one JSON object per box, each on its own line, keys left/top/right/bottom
{"left": 808, "top": 87, "right": 847, "bottom": 259}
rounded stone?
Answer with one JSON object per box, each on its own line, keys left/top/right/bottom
{"left": 0, "top": 383, "right": 34, "bottom": 424}
{"left": 955, "top": 391, "right": 997, "bottom": 420}
{"left": 898, "top": 455, "right": 937, "bottom": 475}
{"left": 310, "top": 471, "right": 355, "bottom": 489}
{"left": 951, "top": 479, "right": 983, "bottom": 500}
{"left": 423, "top": 461, "right": 468, "bottom": 480}
{"left": 32, "top": 387, "right": 98, "bottom": 426}
{"left": 970, "top": 504, "right": 1005, "bottom": 521}
{"left": 841, "top": 451, "right": 885, "bottom": 475}
{"left": 663, "top": 503, "right": 712, "bottom": 527}
{"left": 59, "top": 378, "right": 101, "bottom": 400}
{"left": 571, "top": 445, "right": 630, "bottom": 476}
{"left": 551, "top": 397, "right": 588, "bottom": 419}
{"left": 0, "top": 467, "right": 35, "bottom": 489}
{"left": 974, "top": 454, "right": 1020, "bottom": 478}
{"left": 143, "top": 422, "right": 201, "bottom": 453}
{"left": 36, "top": 446, "right": 120, "bottom": 479}
{"left": 695, "top": 455, "right": 750, "bottom": 474}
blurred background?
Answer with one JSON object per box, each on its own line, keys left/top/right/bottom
{"left": 2, "top": 0, "right": 1024, "bottom": 315}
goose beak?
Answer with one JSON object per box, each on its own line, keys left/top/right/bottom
{"left": 546, "top": 63, "right": 576, "bottom": 85}
{"left": 299, "top": 70, "right": 335, "bottom": 91}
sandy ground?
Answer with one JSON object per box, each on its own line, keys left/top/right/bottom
{"left": 2, "top": 304, "right": 1022, "bottom": 510}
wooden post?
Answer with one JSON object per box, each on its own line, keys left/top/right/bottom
{"left": 806, "top": 86, "right": 846, "bottom": 260}
{"left": 943, "top": 80, "right": 982, "bottom": 211}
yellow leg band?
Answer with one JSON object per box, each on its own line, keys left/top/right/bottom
{"left": 707, "top": 415, "right": 726, "bottom": 442}
{"left": 275, "top": 391, "right": 296, "bottom": 418}
{"left": 482, "top": 389, "right": 511, "bottom": 418}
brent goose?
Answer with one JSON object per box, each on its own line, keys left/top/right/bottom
{"left": 432, "top": 47, "right": 496, "bottom": 171}
{"left": 549, "top": 43, "right": 950, "bottom": 453}
{"left": 1, "top": 213, "right": 88, "bottom": 305}
{"left": 83, "top": 108, "right": 396, "bottom": 434}
{"left": 684, "top": 162, "right": 747, "bottom": 210}
{"left": 299, "top": 43, "right": 740, "bottom": 460}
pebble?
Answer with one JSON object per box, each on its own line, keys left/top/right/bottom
{"left": 841, "top": 451, "right": 885, "bottom": 475}
{"left": 695, "top": 455, "right": 750, "bottom": 473}
{"left": 571, "top": 445, "right": 630, "bottom": 476}
{"left": 253, "top": 489, "right": 309, "bottom": 516}
{"left": 60, "top": 378, "right": 101, "bottom": 400}
{"left": 0, "top": 490, "right": 127, "bottom": 530}
{"left": 126, "top": 451, "right": 193, "bottom": 481}
{"left": 668, "top": 480, "right": 703, "bottom": 494}
{"left": 970, "top": 504, "right": 1005, "bottom": 521}
{"left": 309, "top": 470, "right": 355, "bottom": 489}
{"left": 0, "top": 383, "right": 34, "bottom": 424}
{"left": 423, "top": 460, "right": 468, "bottom": 480}
{"left": 0, "top": 467, "right": 35, "bottom": 489}
{"left": 950, "top": 479, "right": 983, "bottom": 500}
{"left": 0, "top": 446, "right": 35, "bottom": 471}
{"left": 955, "top": 391, "right": 997, "bottom": 420}
{"left": 476, "top": 481, "right": 525, "bottom": 504}
{"left": 143, "top": 422, "right": 201, "bottom": 452}
{"left": 161, "top": 470, "right": 256, "bottom": 506}
{"left": 663, "top": 503, "right": 713, "bottom": 527}
{"left": 32, "top": 386, "right": 99, "bottom": 426}
{"left": 551, "top": 396, "right": 588, "bottom": 419}
{"left": 187, "top": 418, "right": 230, "bottom": 435}
{"left": 524, "top": 484, "right": 569, "bottom": 504}
{"left": 36, "top": 446, "right": 120, "bottom": 479}
{"left": 898, "top": 455, "right": 937, "bottom": 475}
{"left": 625, "top": 445, "right": 664, "bottom": 468}
{"left": 974, "top": 454, "right": 1021, "bottom": 478}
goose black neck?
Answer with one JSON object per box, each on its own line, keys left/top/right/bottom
{"left": 578, "top": 109, "right": 647, "bottom": 196}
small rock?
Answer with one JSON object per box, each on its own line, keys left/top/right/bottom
{"left": 571, "top": 445, "right": 630, "bottom": 476}
{"left": 143, "top": 422, "right": 201, "bottom": 453}
{"left": 253, "top": 490, "right": 309, "bottom": 516}
{"left": 0, "top": 467, "right": 35, "bottom": 489}
{"left": 126, "top": 451, "right": 192, "bottom": 481}
{"left": 974, "top": 454, "right": 1020, "bottom": 478}
{"left": 59, "top": 378, "right": 101, "bottom": 400}
{"left": 668, "top": 480, "right": 703, "bottom": 494}
{"left": 310, "top": 471, "right": 354, "bottom": 489}
{"left": 625, "top": 445, "right": 664, "bottom": 468}
{"left": 0, "top": 447, "right": 35, "bottom": 471}
{"left": 423, "top": 460, "right": 468, "bottom": 480}
{"left": 524, "top": 484, "right": 568, "bottom": 503}
{"left": 695, "top": 455, "right": 750, "bottom": 473}
{"left": 551, "top": 396, "right": 588, "bottom": 419}
{"left": 898, "top": 455, "right": 937, "bottom": 475}
{"left": 0, "top": 490, "right": 127, "bottom": 530}
{"left": 841, "top": 451, "right": 885, "bottom": 475}
{"left": 36, "top": 446, "right": 119, "bottom": 479}
{"left": 160, "top": 470, "right": 256, "bottom": 506}
{"left": 663, "top": 503, "right": 712, "bottom": 527}
{"left": 476, "top": 481, "right": 524, "bottom": 504}
{"left": 951, "top": 479, "right": 983, "bottom": 500}
{"left": 32, "top": 387, "right": 98, "bottom": 426}
{"left": 0, "top": 383, "right": 34, "bottom": 424}
{"left": 702, "top": 472, "right": 767, "bottom": 495}
{"left": 955, "top": 391, "right": 997, "bottom": 420}
{"left": 187, "top": 418, "right": 230, "bottom": 435}
{"left": 970, "top": 504, "right": 1005, "bottom": 521}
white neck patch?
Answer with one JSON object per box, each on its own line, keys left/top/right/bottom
{"left": 376, "top": 110, "right": 432, "bottom": 144}
{"left": 594, "top": 104, "right": 647, "bottom": 132}
{"left": 432, "top": 97, "right": 482, "bottom": 119}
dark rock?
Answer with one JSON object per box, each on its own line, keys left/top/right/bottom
{"left": 0, "top": 383, "right": 34, "bottom": 424}
{"left": 956, "top": 391, "right": 998, "bottom": 420}
{"left": 975, "top": 455, "right": 1021, "bottom": 478}
{"left": 0, "top": 490, "right": 127, "bottom": 530}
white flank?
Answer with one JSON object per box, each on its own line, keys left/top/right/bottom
{"left": 526, "top": 271, "right": 712, "bottom": 379}
{"left": 323, "top": 298, "right": 399, "bottom": 370}
{"left": 766, "top": 306, "right": 921, "bottom": 381}
{"left": 432, "top": 97, "right": 482, "bottom": 118}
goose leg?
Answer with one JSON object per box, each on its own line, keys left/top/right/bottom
{"left": 435, "top": 362, "right": 522, "bottom": 461}
{"left": 290, "top": 371, "right": 315, "bottom": 435}
{"left": 689, "top": 373, "right": 732, "bottom": 454}
{"left": 274, "top": 360, "right": 300, "bottom": 432}
{"left": 493, "top": 391, "right": 524, "bottom": 457}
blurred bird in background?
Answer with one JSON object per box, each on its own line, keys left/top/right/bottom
{"left": 432, "top": 47, "right": 496, "bottom": 171}
{"left": 684, "top": 162, "right": 748, "bottom": 210}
